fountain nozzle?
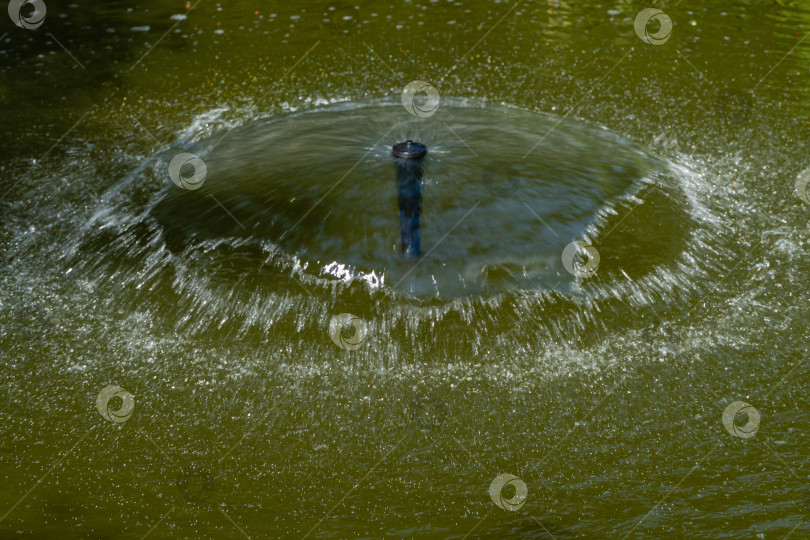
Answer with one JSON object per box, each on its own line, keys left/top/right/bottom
{"left": 392, "top": 140, "right": 427, "bottom": 159}
{"left": 392, "top": 140, "right": 426, "bottom": 258}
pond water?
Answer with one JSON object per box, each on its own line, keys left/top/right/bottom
{"left": 1, "top": 0, "right": 808, "bottom": 538}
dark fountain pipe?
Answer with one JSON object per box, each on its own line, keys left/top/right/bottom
{"left": 392, "top": 140, "right": 427, "bottom": 259}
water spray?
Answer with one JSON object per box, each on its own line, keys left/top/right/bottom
{"left": 392, "top": 140, "right": 427, "bottom": 258}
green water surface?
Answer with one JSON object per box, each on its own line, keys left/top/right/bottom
{"left": 1, "top": 0, "right": 809, "bottom": 538}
